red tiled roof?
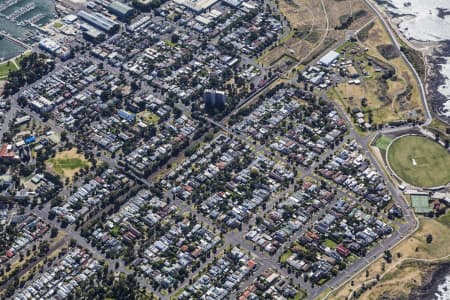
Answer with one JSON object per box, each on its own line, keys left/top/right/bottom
{"left": 247, "top": 259, "right": 257, "bottom": 269}
{"left": 0, "top": 144, "right": 15, "bottom": 159}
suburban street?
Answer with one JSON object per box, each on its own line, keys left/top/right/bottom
{"left": 0, "top": 0, "right": 443, "bottom": 299}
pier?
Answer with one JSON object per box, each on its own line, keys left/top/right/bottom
{"left": 0, "top": 31, "right": 31, "bottom": 50}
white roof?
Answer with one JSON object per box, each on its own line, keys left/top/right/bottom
{"left": 319, "top": 50, "right": 340, "bottom": 66}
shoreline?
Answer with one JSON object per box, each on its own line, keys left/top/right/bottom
{"left": 427, "top": 41, "right": 450, "bottom": 123}
{"left": 409, "top": 262, "right": 450, "bottom": 300}
{"left": 373, "top": 0, "right": 450, "bottom": 125}
{"left": 0, "top": 0, "right": 57, "bottom": 60}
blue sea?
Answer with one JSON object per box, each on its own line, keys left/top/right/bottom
{"left": 376, "top": 0, "right": 450, "bottom": 119}
{"left": 0, "top": 0, "right": 56, "bottom": 60}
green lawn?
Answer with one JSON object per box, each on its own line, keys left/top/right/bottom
{"left": 347, "top": 254, "right": 358, "bottom": 263}
{"left": 48, "top": 157, "right": 87, "bottom": 175}
{"left": 170, "top": 288, "right": 185, "bottom": 300}
{"left": 387, "top": 135, "right": 450, "bottom": 187}
{"left": 280, "top": 250, "right": 293, "bottom": 263}
{"left": 165, "top": 40, "right": 177, "bottom": 47}
{"left": 53, "top": 21, "right": 63, "bottom": 29}
{"left": 290, "top": 289, "right": 308, "bottom": 300}
{"left": 323, "top": 239, "right": 337, "bottom": 248}
{"left": 375, "top": 135, "right": 393, "bottom": 150}
{"left": 138, "top": 111, "right": 160, "bottom": 125}
{"left": 0, "top": 52, "right": 31, "bottom": 78}
{"left": 110, "top": 225, "right": 120, "bottom": 237}
{"left": 0, "top": 61, "right": 18, "bottom": 78}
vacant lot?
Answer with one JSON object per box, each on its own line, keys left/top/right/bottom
{"left": 259, "top": 0, "right": 324, "bottom": 67}
{"left": 47, "top": 148, "right": 90, "bottom": 179}
{"left": 280, "top": 0, "right": 326, "bottom": 32}
{"left": 261, "top": 0, "right": 372, "bottom": 67}
{"left": 324, "top": 0, "right": 373, "bottom": 30}
{"left": 388, "top": 135, "right": 450, "bottom": 188}
{"left": 330, "top": 217, "right": 450, "bottom": 300}
{"left": 332, "top": 20, "right": 424, "bottom": 125}
{"left": 360, "top": 20, "right": 424, "bottom": 121}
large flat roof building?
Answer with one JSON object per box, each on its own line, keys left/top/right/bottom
{"left": 78, "top": 10, "right": 120, "bottom": 33}
{"left": 109, "top": 1, "right": 135, "bottom": 20}
{"left": 173, "top": 0, "right": 219, "bottom": 13}
{"left": 132, "top": 0, "right": 154, "bottom": 11}
{"left": 319, "top": 50, "right": 340, "bottom": 67}
{"left": 39, "top": 38, "right": 60, "bottom": 54}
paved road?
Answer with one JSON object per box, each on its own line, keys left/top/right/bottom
{"left": 0, "top": 2, "right": 424, "bottom": 298}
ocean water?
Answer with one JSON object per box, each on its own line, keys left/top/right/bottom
{"left": 435, "top": 273, "right": 450, "bottom": 300}
{"left": 378, "top": 0, "right": 450, "bottom": 42}
{"left": 0, "top": 38, "right": 25, "bottom": 61}
{"left": 376, "top": 0, "right": 450, "bottom": 118}
{"left": 0, "top": 0, "right": 55, "bottom": 60}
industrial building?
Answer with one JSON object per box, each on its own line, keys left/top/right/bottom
{"left": 80, "top": 24, "right": 106, "bottom": 43}
{"left": 108, "top": 1, "right": 135, "bottom": 20}
{"left": 132, "top": 0, "right": 154, "bottom": 11}
{"left": 173, "top": 0, "right": 219, "bottom": 13}
{"left": 319, "top": 50, "right": 340, "bottom": 67}
{"left": 39, "top": 39, "right": 71, "bottom": 60}
{"left": 77, "top": 10, "right": 120, "bottom": 34}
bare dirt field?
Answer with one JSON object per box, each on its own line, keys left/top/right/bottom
{"left": 260, "top": 0, "right": 374, "bottom": 66}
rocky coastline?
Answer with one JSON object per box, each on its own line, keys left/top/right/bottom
{"left": 408, "top": 262, "right": 450, "bottom": 300}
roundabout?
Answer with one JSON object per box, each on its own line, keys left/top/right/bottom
{"left": 386, "top": 135, "right": 450, "bottom": 188}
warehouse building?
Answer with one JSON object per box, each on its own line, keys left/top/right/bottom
{"left": 132, "top": 0, "right": 154, "bottom": 11}
{"left": 173, "top": 0, "right": 219, "bottom": 13}
{"left": 78, "top": 10, "right": 120, "bottom": 34}
{"left": 108, "top": 1, "right": 135, "bottom": 20}
{"left": 319, "top": 50, "right": 340, "bottom": 67}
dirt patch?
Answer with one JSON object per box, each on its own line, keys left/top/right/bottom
{"left": 324, "top": 0, "right": 373, "bottom": 30}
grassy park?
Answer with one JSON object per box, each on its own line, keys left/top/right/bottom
{"left": 0, "top": 51, "right": 31, "bottom": 79}
{"left": 387, "top": 135, "right": 450, "bottom": 187}
{"left": 47, "top": 148, "right": 90, "bottom": 179}
{"left": 137, "top": 111, "right": 160, "bottom": 125}
{"left": 0, "top": 60, "right": 19, "bottom": 79}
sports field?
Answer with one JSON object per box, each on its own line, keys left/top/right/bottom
{"left": 387, "top": 135, "right": 450, "bottom": 187}
{"left": 47, "top": 149, "right": 90, "bottom": 179}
